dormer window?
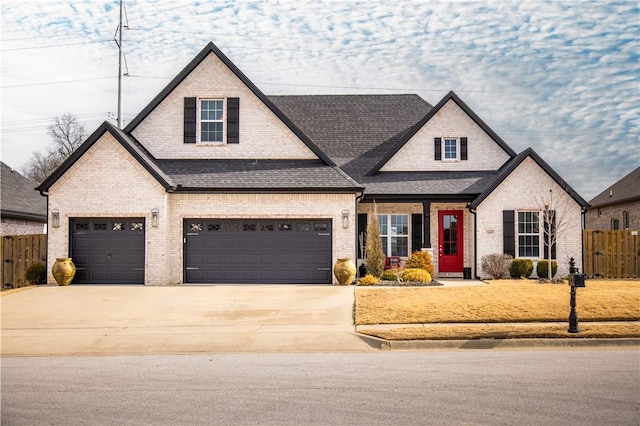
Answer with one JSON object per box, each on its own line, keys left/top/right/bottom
{"left": 201, "top": 99, "right": 224, "bottom": 143}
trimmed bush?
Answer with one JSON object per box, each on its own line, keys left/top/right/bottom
{"left": 481, "top": 253, "right": 513, "bottom": 279}
{"left": 536, "top": 260, "right": 558, "bottom": 279}
{"left": 510, "top": 258, "right": 533, "bottom": 279}
{"left": 381, "top": 268, "right": 402, "bottom": 282}
{"left": 25, "top": 262, "right": 46, "bottom": 284}
{"left": 358, "top": 274, "right": 379, "bottom": 286}
{"left": 405, "top": 250, "right": 435, "bottom": 275}
{"left": 401, "top": 268, "right": 432, "bottom": 283}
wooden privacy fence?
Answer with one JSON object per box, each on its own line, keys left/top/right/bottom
{"left": 583, "top": 230, "right": 639, "bottom": 278}
{"left": 1, "top": 234, "right": 47, "bottom": 288}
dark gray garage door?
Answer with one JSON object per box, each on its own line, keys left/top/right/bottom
{"left": 184, "top": 219, "right": 332, "bottom": 284}
{"left": 71, "top": 218, "right": 145, "bottom": 284}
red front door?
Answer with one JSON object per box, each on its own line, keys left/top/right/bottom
{"left": 438, "top": 210, "right": 464, "bottom": 273}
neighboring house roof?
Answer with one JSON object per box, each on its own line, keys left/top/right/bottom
{"left": 588, "top": 166, "right": 640, "bottom": 208}
{"left": 124, "top": 42, "right": 334, "bottom": 166}
{"left": 469, "top": 147, "right": 589, "bottom": 210}
{"left": 1, "top": 161, "right": 47, "bottom": 221}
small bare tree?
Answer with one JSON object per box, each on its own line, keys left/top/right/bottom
{"left": 365, "top": 202, "right": 385, "bottom": 278}
{"left": 536, "top": 189, "right": 575, "bottom": 280}
{"left": 23, "top": 114, "right": 86, "bottom": 183}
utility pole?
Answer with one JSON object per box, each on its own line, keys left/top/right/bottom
{"left": 116, "top": 0, "right": 124, "bottom": 129}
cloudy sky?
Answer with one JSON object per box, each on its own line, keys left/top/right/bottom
{"left": 2, "top": 0, "right": 638, "bottom": 200}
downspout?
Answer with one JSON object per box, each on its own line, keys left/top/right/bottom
{"left": 468, "top": 204, "right": 479, "bottom": 279}
{"left": 354, "top": 190, "right": 364, "bottom": 264}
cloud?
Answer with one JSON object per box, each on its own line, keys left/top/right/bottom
{"left": 1, "top": 0, "right": 638, "bottom": 199}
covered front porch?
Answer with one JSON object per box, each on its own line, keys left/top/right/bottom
{"left": 356, "top": 198, "right": 476, "bottom": 279}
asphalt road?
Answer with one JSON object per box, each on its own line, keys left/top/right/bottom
{"left": 2, "top": 349, "right": 638, "bottom": 425}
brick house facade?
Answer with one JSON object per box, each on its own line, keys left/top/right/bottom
{"left": 585, "top": 167, "right": 640, "bottom": 231}
{"left": 37, "top": 42, "right": 588, "bottom": 285}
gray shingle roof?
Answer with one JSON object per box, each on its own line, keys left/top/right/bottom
{"left": 1, "top": 162, "right": 47, "bottom": 221}
{"left": 156, "top": 159, "right": 361, "bottom": 191}
{"left": 269, "top": 94, "right": 431, "bottom": 171}
{"left": 588, "top": 166, "right": 640, "bottom": 207}
{"left": 269, "top": 94, "right": 503, "bottom": 198}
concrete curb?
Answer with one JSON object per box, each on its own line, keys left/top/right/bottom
{"left": 355, "top": 333, "right": 640, "bottom": 350}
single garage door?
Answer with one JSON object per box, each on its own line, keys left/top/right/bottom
{"left": 184, "top": 219, "right": 332, "bottom": 284}
{"left": 71, "top": 218, "right": 145, "bottom": 284}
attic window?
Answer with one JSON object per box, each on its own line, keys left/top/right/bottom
{"left": 443, "top": 138, "right": 458, "bottom": 160}
{"left": 200, "top": 99, "right": 224, "bottom": 143}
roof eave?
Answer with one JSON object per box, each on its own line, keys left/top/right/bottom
{"left": 123, "top": 42, "right": 335, "bottom": 166}
{"left": 367, "top": 91, "right": 517, "bottom": 176}
{"left": 37, "top": 122, "right": 174, "bottom": 193}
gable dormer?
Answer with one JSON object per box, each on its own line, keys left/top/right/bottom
{"left": 125, "top": 43, "right": 332, "bottom": 163}
{"left": 371, "top": 91, "right": 515, "bottom": 174}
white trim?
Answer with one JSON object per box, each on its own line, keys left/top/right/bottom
{"left": 198, "top": 98, "right": 226, "bottom": 144}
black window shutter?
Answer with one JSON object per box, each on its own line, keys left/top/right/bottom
{"left": 460, "top": 137, "right": 468, "bottom": 160}
{"left": 411, "top": 213, "right": 423, "bottom": 252}
{"left": 434, "top": 138, "right": 442, "bottom": 160}
{"left": 357, "top": 213, "right": 368, "bottom": 258}
{"left": 184, "top": 97, "right": 197, "bottom": 144}
{"left": 543, "top": 210, "right": 557, "bottom": 259}
{"left": 503, "top": 210, "right": 515, "bottom": 257}
{"left": 227, "top": 97, "right": 240, "bottom": 144}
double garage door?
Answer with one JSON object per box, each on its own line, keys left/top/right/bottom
{"left": 70, "top": 218, "right": 333, "bottom": 284}
{"left": 184, "top": 219, "right": 333, "bottom": 284}
{"left": 71, "top": 218, "right": 145, "bottom": 284}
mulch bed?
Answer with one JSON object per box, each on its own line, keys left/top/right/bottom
{"left": 356, "top": 280, "right": 443, "bottom": 287}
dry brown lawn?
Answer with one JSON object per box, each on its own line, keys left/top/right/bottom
{"left": 355, "top": 279, "right": 640, "bottom": 325}
{"left": 355, "top": 279, "right": 640, "bottom": 340}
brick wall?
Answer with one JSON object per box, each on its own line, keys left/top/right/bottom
{"left": 585, "top": 200, "right": 640, "bottom": 230}
{"left": 474, "top": 157, "right": 584, "bottom": 278}
{"left": 131, "top": 53, "right": 318, "bottom": 161}
{"left": 380, "top": 99, "right": 511, "bottom": 172}
{"left": 47, "top": 132, "right": 356, "bottom": 285}
{"left": 0, "top": 218, "right": 46, "bottom": 236}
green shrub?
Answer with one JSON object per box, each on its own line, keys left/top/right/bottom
{"left": 481, "top": 253, "right": 513, "bottom": 279}
{"left": 509, "top": 258, "right": 533, "bottom": 278}
{"left": 401, "top": 268, "right": 432, "bottom": 283}
{"left": 405, "top": 250, "right": 435, "bottom": 275}
{"left": 381, "top": 268, "right": 402, "bottom": 281}
{"left": 536, "top": 260, "right": 558, "bottom": 279}
{"left": 25, "top": 262, "right": 46, "bottom": 284}
{"left": 358, "top": 274, "right": 379, "bottom": 286}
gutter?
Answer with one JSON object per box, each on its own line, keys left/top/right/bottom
{"left": 467, "top": 203, "right": 480, "bottom": 279}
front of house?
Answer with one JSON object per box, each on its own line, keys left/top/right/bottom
{"left": 37, "top": 42, "right": 588, "bottom": 285}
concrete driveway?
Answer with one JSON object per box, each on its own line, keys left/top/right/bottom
{"left": 1, "top": 285, "right": 375, "bottom": 356}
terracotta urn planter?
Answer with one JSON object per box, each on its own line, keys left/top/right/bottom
{"left": 333, "top": 257, "right": 356, "bottom": 286}
{"left": 52, "top": 258, "right": 76, "bottom": 286}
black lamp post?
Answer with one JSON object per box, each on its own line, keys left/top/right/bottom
{"left": 568, "top": 257, "right": 585, "bottom": 333}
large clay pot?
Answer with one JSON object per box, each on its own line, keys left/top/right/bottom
{"left": 52, "top": 258, "right": 76, "bottom": 286}
{"left": 333, "top": 257, "right": 356, "bottom": 286}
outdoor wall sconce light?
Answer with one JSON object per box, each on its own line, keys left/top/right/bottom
{"left": 151, "top": 208, "right": 159, "bottom": 228}
{"left": 51, "top": 209, "right": 60, "bottom": 228}
{"left": 342, "top": 209, "right": 349, "bottom": 229}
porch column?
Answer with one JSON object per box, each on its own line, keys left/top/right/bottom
{"left": 423, "top": 201, "right": 431, "bottom": 248}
